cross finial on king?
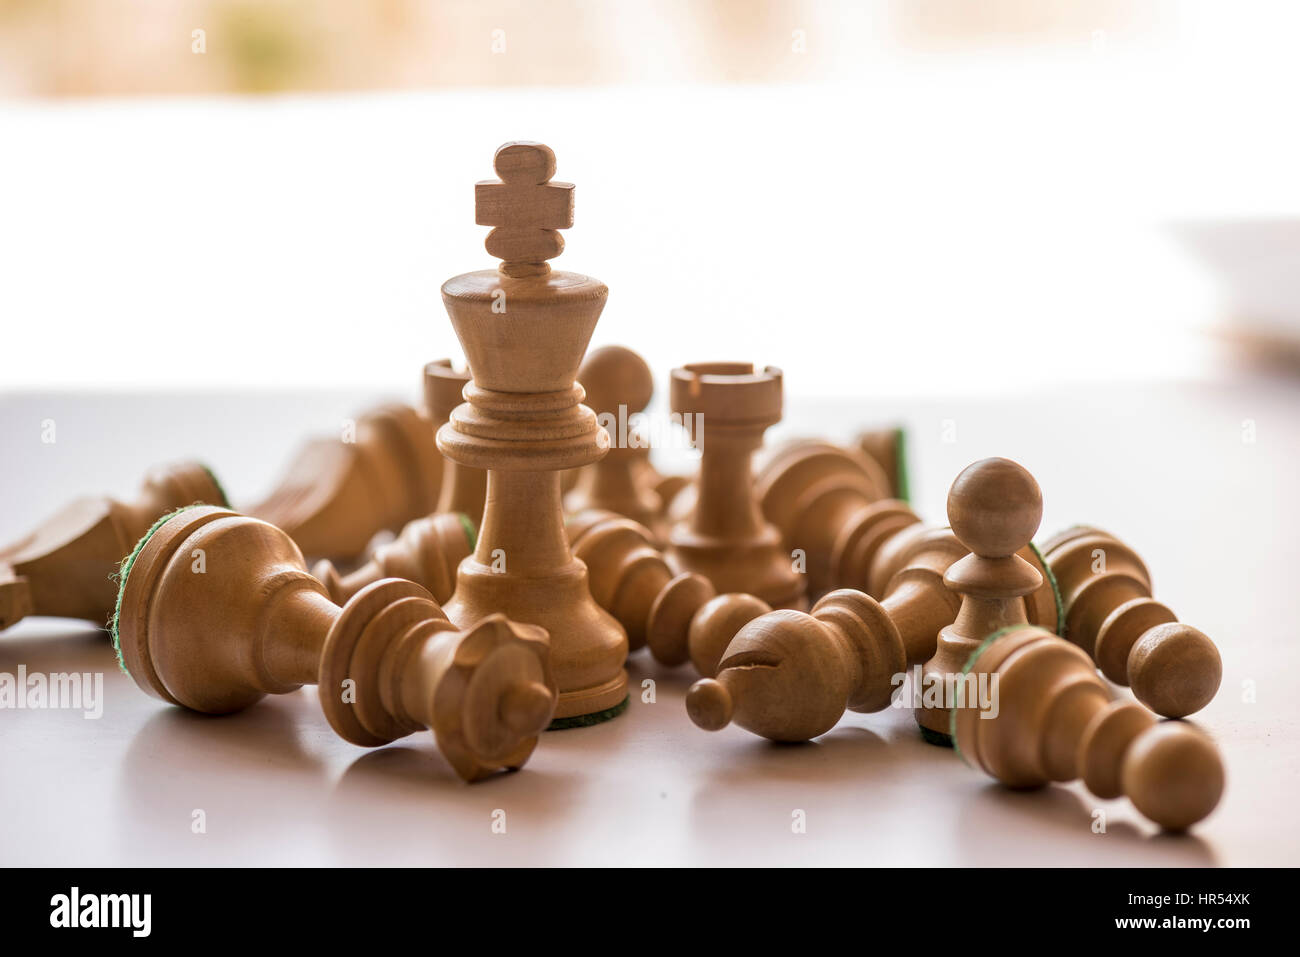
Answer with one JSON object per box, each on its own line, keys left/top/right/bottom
{"left": 475, "top": 142, "right": 575, "bottom": 278}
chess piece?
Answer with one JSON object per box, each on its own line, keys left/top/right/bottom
{"left": 666, "top": 363, "right": 806, "bottom": 610}
{"left": 0, "top": 462, "right": 226, "bottom": 632}
{"left": 568, "top": 510, "right": 770, "bottom": 671}
{"left": 313, "top": 511, "right": 474, "bottom": 605}
{"left": 952, "top": 624, "right": 1224, "bottom": 831}
{"left": 867, "top": 521, "right": 1061, "bottom": 632}
{"left": 756, "top": 439, "right": 915, "bottom": 596}
{"left": 685, "top": 527, "right": 972, "bottom": 741}
{"left": 425, "top": 359, "right": 487, "bottom": 526}
{"left": 249, "top": 403, "right": 443, "bottom": 562}
{"left": 915, "top": 457, "right": 1044, "bottom": 745}
{"left": 856, "top": 427, "right": 909, "bottom": 501}
{"left": 437, "top": 142, "right": 628, "bottom": 725}
{"left": 1041, "top": 526, "right": 1221, "bottom": 718}
{"left": 114, "top": 506, "right": 555, "bottom": 782}
{"left": 565, "top": 345, "right": 667, "bottom": 541}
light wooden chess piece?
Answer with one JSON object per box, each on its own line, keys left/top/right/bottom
{"left": 437, "top": 142, "right": 628, "bottom": 725}
{"left": 685, "top": 528, "right": 974, "bottom": 741}
{"left": 666, "top": 362, "right": 806, "bottom": 610}
{"left": 312, "top": 512, "right": 474, "bottom": 605}
{"left": 915, "top": 457, "right": 1044, "bottom": 745}
{"left": 249, "top": 402, "right": 443, "bottom": 562}
{"left": 952, "top": 624, "right": 1224, "bottom": 831}
{"left": 1040, "top": 526, "right": 1221, "bottom": 718}
{"left": 855, "top": 428, "right": 909, "bottom": 501}
{"left": 0, "top": 462, "right": 226, "bottom": 632}
{"left": 565, "top": 345, "right": 668, "bottom": 541}
{"left": 425, "top": 358, "right": 487, "bottom": 526}
{"left": 114, "top": 506, "right": 555, "bottom": 782}
{"left": 756, "top": 439, "right": 918, "bottom": 596}
{"left": 568, "top": 509, "right": 770, "bottom": 671}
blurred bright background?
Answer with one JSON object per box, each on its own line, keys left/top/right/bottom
{"left": 1, "top": 0, "right": 1298, "bottom": 395}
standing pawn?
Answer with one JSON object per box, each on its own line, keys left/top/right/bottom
{"left": 916, "top": 457, "right": 1044, "bottom": 745}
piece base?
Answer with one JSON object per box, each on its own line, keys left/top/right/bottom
{"left": 919, "top": 725, "right": 954, "bottom": 748}
{"left": 547, "top": 695, "right": 629, "bottom": 731}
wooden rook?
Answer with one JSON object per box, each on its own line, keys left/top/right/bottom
{"left": 438, "top": 142, "right": 628, "bottom": 725}
{"left": 666, "top": 363, "right": 806, "bottom": 610}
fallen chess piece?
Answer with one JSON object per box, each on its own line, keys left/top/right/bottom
{"left": 0, "top": 461, "right": 226, "bottom": 632}
{"left": 952, "top": 623, "right": 1224, "bottom": 831}
{"left": 312, "top": 511, "right": 474, "bottom": 605}
{"left": 114, "top": 505, "right": 555, "bottom": 782}
{"left": 436, "top": 141, "right": 629, "bottom": 726}
{"left": 757, "top": 438, "right": 918, "bottom": 597}
{"left": 1041, "top": 526, "right": 1221, "bottom": 718}
{"left": 248, "top": 401, "right": 443, "bottom": 563}
{"left": 685, "top": 457, "right": 1058, "bottom": 744}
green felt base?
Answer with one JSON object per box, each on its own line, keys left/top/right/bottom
{"left": 919, "top": 725, "right": 954, "bottom": 748}
{"left": 1028, "top": 540, "right": 1065, "bottom": 636}
{"left": 200, "top": 464, "right": 232, "bottom": 509}
{"left": 546, "top": 695, "right": 629, "bottom": 731}
{"left": 892, "top": 427, "right": 910, "bottom": 504}
{"left": 109, "top": 504, "right": 207, "bottom": 676}
{"left": 455, "top": 512, "right": 478, "bottom": 551}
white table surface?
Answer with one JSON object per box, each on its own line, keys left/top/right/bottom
{"left": 1, "top": 375, "right": 1297, "bottom": 866}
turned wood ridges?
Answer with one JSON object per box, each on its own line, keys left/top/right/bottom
{"left": 666, "top": 363, "right": 806, "bottom": 610}
{"left": 568, "top": 509, "right": 771, "bottom": 673}
{"left": 1040, "top": 526, "right": 1221, "bottom": 718}
{"left": 684, "top": 525, "right": 972, "bottom": 742}
{"left": 313, "top": 512, "right": 473, "bottom": 605}
{"left": 0, "top": 461, "right": 226, "bottom": 631}
{"left": 115, "top": 506, "right": 555, "bottom": 782}
{"left": 565, "top": 345, "right": 669, "bottom": 542}
{"left": 249, "top": 403, "right": 443, "bottom": 562}
{"left": 916, "top": 457, "right": 1044, "bottom": 743}
{"left": 757, "top": 439, "right": 917, "bottom": 596}
{"left": 425, "top": 358, "right": 487, "bottom": 526}
{"left": 438, "top": 142, "right": 628, "bottom": 722}
{"left": 953, "top": 624, "right": 1224, "bottom": 830}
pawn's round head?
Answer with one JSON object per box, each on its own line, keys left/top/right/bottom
{"left": 947, "top": 457, "right": 1043, "bottom": 557}
{"left": 1128, "top": 623, "right": 1222, "bottom": 718}
{"left": 579, "top": 345, "right": 654, "bottom": 417}
{"left": 1122, "top": 722, "right": 1225, "bottom": 831}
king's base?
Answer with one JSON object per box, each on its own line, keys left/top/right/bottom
{"left": 548, "top": 671, "right": 629, "bottom": 727}
{"left": 549, "top": 692, "right": 629, "bottom": 730}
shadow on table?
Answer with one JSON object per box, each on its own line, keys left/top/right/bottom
{"left": 116, "top": 699, "right": 332, "bottom": 863}
{"left": 952, "top": 781, "right": 1217, "bottom": 866}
